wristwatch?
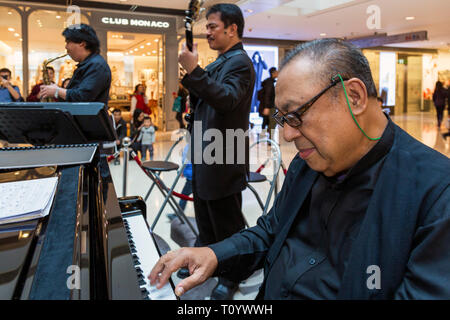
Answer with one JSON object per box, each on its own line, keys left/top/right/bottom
{"left": 54, "top": 88, "right": 59, "bottom": 99}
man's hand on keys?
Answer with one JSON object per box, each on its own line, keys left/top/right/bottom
{"left": 148, "top": 247, "right": 218, "bottom": 297}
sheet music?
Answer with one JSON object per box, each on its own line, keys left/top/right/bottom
{"left": 0, "top": 177, "right": 58, "bottom": 225}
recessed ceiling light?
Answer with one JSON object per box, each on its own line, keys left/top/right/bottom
{"left": 19, "top": 38, "right": 22, "bottom": 41}
{"left": 154, "top": 39, "right": 159, "bottom": 42}
{"left": 140, "top": 45, "right": 144, "bottom": 49}
{"left": 8, "top": 27, "right": 15, "bottom": 32}
{"left": 320, "top": 33, "right": 327, "bottom": 36}
{"left": 405, "top": 16, "right": 415, "bottom": 20}
{"left": 8, "top": 11, "right": 12, "bottom": 15}
{"left": 14, "top": 33, "right": 19, "bottom": 37}
{"left": 152, "top": 50, "right": 156, "bottom": 53}
{"left": 56, "top": 15, "right": 61, "bottom": 19}
{"left": 134, "top": 48, "right": 138, "bottom": 51}
{"left": 146, "top": 42, "right": 151, "bottom": 45}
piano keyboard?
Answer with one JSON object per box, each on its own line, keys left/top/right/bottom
{"left": 122, "top": 213, "right": 177, "bottom": 300}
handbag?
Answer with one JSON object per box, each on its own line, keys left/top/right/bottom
{"left": 172, "top": 96, "right": 182, "bottom": 112}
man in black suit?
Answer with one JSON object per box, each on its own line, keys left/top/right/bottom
{"left": 150, "top": 39, "right": 450, "bottom": 300}
{"left": 176, "top": 3, "right": 255, "bottom": 299}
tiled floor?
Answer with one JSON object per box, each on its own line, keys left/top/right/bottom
{"left": 108, "top": 110, "right": 449, "bottom": 300}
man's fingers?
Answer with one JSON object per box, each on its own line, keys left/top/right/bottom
{"left": 174, "top": 269, "right": 206, "bottom": 297}
{"left": 148, "top": 251, "right": 174, "bottom": 284}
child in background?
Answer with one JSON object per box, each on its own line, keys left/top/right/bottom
{"left": 137, "top": 116, "right": 156, "bottom": 161}
{"left": 167, "top": 144, "right": 193, "bottom": 221}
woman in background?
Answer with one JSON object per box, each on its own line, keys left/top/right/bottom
{"left": 432, "top": 81, "right": 447, "bottom": 128}
{"left": 130, "top": 84, "right": 151, "bottom": 117}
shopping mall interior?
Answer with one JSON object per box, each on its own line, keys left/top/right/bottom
{"left": 0, "top": 0, "right": 449, "bottom": 301}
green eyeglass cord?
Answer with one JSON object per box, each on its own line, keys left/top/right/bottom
{"left": 334, "top": 74, "right": 381, "bottom": 141}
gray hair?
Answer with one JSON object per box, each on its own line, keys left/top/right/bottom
{"left": 280, "top": 38, "right": 378, "bottom": 98}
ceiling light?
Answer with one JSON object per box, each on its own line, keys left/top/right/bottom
{"left": 56, "top": 15, "right": 61, "bottom": 19}
{"left": 8, "top": 11, "right": 12, "bottom": 15}
{"left": 8, "top": 27, "right": 15, "bottom": 32}
{"left": 129, "top": 50, "right": 133, "bottom": 53}
{"left": 152, "top": 50, "right": 156, "bottom": 53}
{"left": 320, "top": 33, "right": 327, "bottom": 36}
{"left": 14, "top": 33, "right": 19, "bottom": 37}
{"left": 146, "top": 42, "right": 151, "bottom": 45}
{"left": 405, "top": 16, "right": 415, "bottom": 20}
{"left": 154, "top": 39, "right": 159, "bottom": 42}
{"left": 140, "top": 45, "right": 144, "bottom": 48}
{"left": 134, "top": 48, "right": 138, "bottom": 51}
{"left": 19, "top": 38, "right": 23, "bottom": 41}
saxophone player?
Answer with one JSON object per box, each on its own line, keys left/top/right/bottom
{"left": 40, "top": 24, "right": 111, "bottom": 104}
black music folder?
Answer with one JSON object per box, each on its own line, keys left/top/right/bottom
{"left": 0, "top": 102, "right": 117, "bottom": 169}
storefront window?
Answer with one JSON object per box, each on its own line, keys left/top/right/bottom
{"left": 0, "top": 7, "right": 23, "bottom": 94}
{"left": 107, "top": 31, "right": 165, "bottom": 126}
{"left": 28, "top": 10, "right": 89, "bottom": 92}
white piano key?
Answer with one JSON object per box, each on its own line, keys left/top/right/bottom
{"left": 123, "top": 214, "right": 177, "bottom": 300}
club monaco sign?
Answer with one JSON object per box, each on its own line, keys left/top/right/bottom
{"left": 101, "top": 16, "right": 170, "bottom": 28}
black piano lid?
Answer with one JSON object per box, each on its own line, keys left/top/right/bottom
{"left": 0, "top": 220, "right": 39, "bottom": 299}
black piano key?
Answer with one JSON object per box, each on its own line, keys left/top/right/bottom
{"left": 135, "top": 267, "right": 143, "bottom": 273}
{"left": 138, "top": 273, "right": 145, "bottom": 280}
{"left": 138, "top": 279, "right": 146, "bottom": 286}
{"left": 129, "top": 240, "right": 135, "bottom": 245}
{"left": 131, "top": 248, "right": 137, "bottom": 254}
{"left": 143, "top": 296, "right": 150, "bottom": 300}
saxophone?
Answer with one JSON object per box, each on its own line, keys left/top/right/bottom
{"left": 41, "top": 53, "right": 68, "bottom": 102}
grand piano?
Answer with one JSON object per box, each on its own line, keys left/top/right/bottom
{"left": 0, "top": 103, "right": 176, "bottom": 300}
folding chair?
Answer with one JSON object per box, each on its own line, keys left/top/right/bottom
{"left": 246, "top": 138, "right": 283, "bottom": 215}
{"left": 135, "top": 132, "right": 198, "bottom": 236}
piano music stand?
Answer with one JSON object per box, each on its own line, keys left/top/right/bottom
{"left": 0, "top": 102, "right": 117, "bottom": 145}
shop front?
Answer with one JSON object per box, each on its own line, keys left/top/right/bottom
{"left": 363, "top": 47, "right": 439, "bottom": 116}
{"left": 0, "top": 1, "right": 180, "bottom": 131}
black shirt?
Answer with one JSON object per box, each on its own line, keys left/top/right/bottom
{"left": 265, "top": 119, "right": 395, "bottom": 299}
{"left": 66, "top": 53, "right": 111, "bottom": 105}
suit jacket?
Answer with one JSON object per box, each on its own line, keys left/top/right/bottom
{"left": 209, "top": 122, "right": 450, "bottom": 299}
{"left": 182, "top": 43, "right": 255, "bottom": 200}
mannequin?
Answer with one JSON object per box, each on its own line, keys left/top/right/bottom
{"left": 146, "top": 73, "right": 158, "bottom": 100}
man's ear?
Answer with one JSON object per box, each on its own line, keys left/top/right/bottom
{"left": 228, "top": 23, "right": 238, "bottom": 38}
{"left": 344, "top": 78, "right": 369, "bottom": 115}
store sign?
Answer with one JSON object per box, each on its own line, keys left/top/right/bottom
{"left": 101, "top": 17, "right": 170, "bottom": 28}
{"left": 351, "top": 31, "right": 427, "bottom": 48}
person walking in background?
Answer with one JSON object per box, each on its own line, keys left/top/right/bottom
{"left": 258, "top": 67, "right": 278, "bottom": 138}
{"left": 167, "top": 143, "right": 193, "bottom": 222}
{"left": 130, "top": 84, "right": 151, "bottom": 117}
{"left": 173, "top": 82, "right": 188, "bottom": 129}
{"left": 433, "top": 81, "right": 447, "bottom": 129}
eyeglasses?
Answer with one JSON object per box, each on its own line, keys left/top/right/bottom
{"left": 272, "top": 76, "right": 348, "bottom": 128}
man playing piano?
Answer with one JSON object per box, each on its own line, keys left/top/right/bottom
{"left": 149, "top": 39, "right": 450, "bottom": 300}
